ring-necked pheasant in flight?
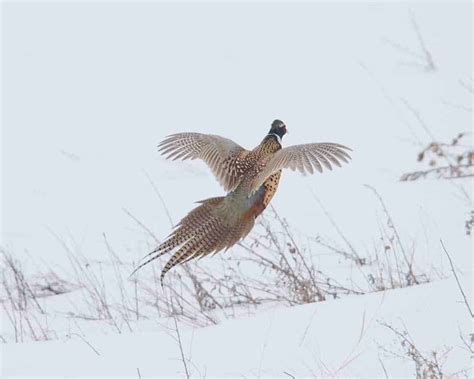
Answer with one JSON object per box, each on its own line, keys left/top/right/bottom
{"left": 132, "top": 120, "right": 351, "bottom": 283}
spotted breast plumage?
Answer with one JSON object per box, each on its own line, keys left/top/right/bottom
{"left": 132, "top": 120, "right": 352, "bottom": 284}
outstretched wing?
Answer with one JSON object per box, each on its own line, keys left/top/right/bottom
{"left": 250, "top": 143, "right": 352, "bottom": 193}
{"left": 159, "top": 133, "right": 249, "bottom": 192}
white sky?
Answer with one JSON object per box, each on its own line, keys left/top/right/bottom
{"left": 2, "top": 2, "right": 471, "bottom": 270}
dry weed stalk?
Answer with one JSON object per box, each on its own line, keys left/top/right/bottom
{"left": 312, "top": 187, "right": 429, "bottom": 293}
{"left": 232, "top": 207, "right": 363, "bottom": 305}
{"left": 172, "top": 313, "right": 190, "bottom": 379}
{"left": 401, "top": 132, "right": 474, "bottom": 182}
{"left": 383, "top": 11, "right": 436, "bottom": 72}
{"left": 0, "top": 183, "right": 433, "bottom": 342}
{"left": 0, "top": 251, "right": 56, "bottom": 342}
{"left": 400, "top": 126, "right": 473, "bottom": 237}
{"left": 379, "top": 322, "right": 450, "bottom": 379}
{"left": 440, "top": 240, "right": 473, "bottom": 318}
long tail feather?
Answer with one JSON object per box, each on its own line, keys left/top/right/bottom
{"left": 129, "top": 195, "right": 256, "bottom": 286}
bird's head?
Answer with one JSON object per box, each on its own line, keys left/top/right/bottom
{"left": 268, "top": 119, "right": 288, "bottom": 140}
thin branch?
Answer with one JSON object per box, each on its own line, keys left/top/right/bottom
{"left": 173, "top": 315, "right": 190, "bottom": 378}
{"left": 143, "top": 170, "right": 174, "bottom": 227}
{"left": 410, "top": 10, "right": 436, "bottom": 71}
{"left": 364, "top": 185, "right": 413, "bottom": 275}
{"left": 378, "top": 356, "right": 389, "bottom": 379}
{"left": 440, "top": 240, "right": 473, "bottom": 318}
{"left": 68, "top": 333, "right": 101, "bottom": 356}
{"left": 122, "top": 207, "right": 160, "bottom": 244}
{"left": 401, "top": 164, "right": 474, "bottom": 182}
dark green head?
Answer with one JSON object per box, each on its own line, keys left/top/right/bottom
{"left": 268, "top": 119, "right": 288, "bottom": 140}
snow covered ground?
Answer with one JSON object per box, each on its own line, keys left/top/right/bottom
{"left": 1, "top": 1, "right": 472, "bottom": 378}
{"left": 3, "top": 276, "right": 472, "bottom": 377}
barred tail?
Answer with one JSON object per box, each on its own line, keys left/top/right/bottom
{"left": 130, "top": 196, "right": 255, "bottom": 285}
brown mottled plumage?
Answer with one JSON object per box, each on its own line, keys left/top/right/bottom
{"left": 131, "top": 119, "right": 352, "bottom": 284}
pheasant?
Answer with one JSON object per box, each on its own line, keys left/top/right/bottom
{"left": 132, "top": 120, "right": 352, "bottom": 283}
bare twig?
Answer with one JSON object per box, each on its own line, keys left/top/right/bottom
{"left": 310, "top": 191, "right": 363, "bottom": 265}
{"left": 440, "top": 240, "right": 473, "bottom": 318}
{"left": 365, "top": 185, "right": 418, "bottom": 287}
{"left": 410, "top": 10, "right": 436, "bottom": 71}
{"left": 68, "top": 333, "right": 101, "bottom": 356}
{"left": 401, "top": 164, "right": 474, "bottom": 181}
{"left": 123, "top": 208, "right": 160, "bottom": 244}
{"left": 172, "top": 314, "right": 190, "bottom": 378}
{"left": 380, "top": 322, "right": 445, "bottom": 378}
{"left": 143, "top": 170, "right": 174, "bottom": 227}
{"left": 382, "top": 11, "right": 436, "bottom": 72}
{"left": 378, "top": 356, "right": 389, "bottom": 379}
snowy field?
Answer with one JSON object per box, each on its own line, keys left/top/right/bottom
{"left": 1, "top": 1, "right": 472, "bottom": 378}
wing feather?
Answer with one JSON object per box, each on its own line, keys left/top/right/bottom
{"left": 250, "top": 143, "right": 352, "bottom": 193}
{"left": 307, "top": 150, "right": 323, "bottom": 173}
{"left": 159, "top": 133, "right": 249, "bottom": 191}
{"left": 301, "top": 148, "right": 314, "bottom": 174}
{"left": 312, "top": 149, "right": 332, "bottom": 170}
